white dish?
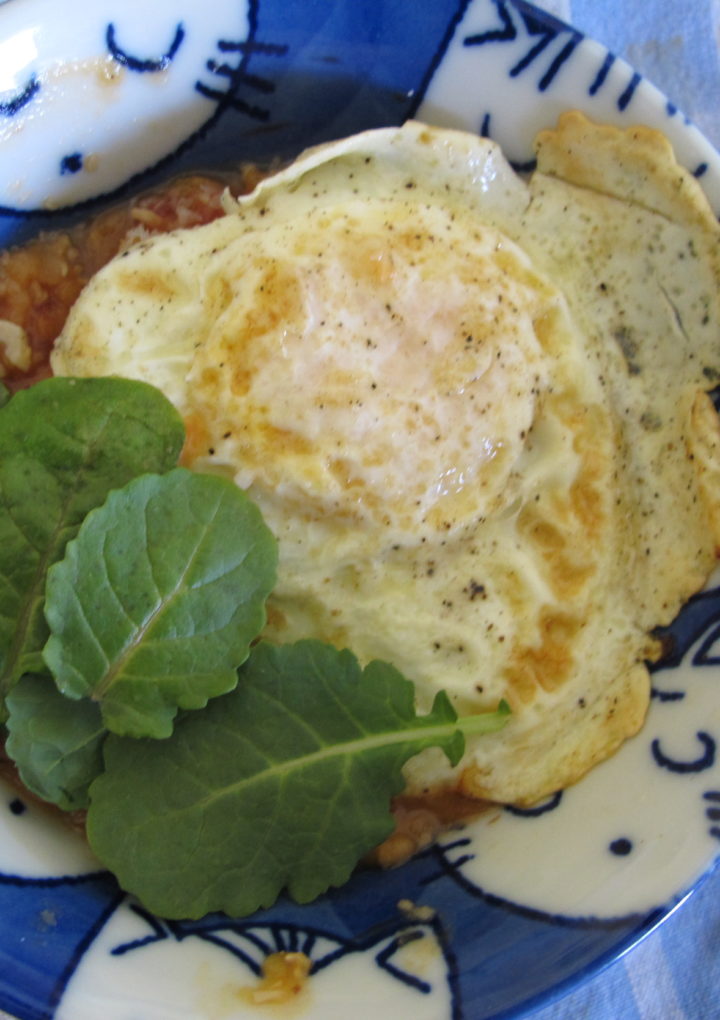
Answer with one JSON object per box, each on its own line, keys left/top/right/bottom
{"left": 0, "top": 2, "right": 718, "bottom": 1018}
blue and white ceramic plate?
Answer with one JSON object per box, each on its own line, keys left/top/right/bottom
{"left": 0, "top": 2, "right": 719, "bottom": 1018}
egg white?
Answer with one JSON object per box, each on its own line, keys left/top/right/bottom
{"left": 52, "top": 116, "right": 720, "bottom": 805}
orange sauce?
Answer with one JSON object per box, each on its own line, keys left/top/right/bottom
{"left": 372, "top": 791, "right": 493, "bottom": 869}
{"left": 0, "top": 169, "right": 259, "bottom": 392}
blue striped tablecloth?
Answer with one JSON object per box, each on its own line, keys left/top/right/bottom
{"left": 530, "top": 9, "right": 719, "bottom": 1020}
{"left": 539, "top": 0, "right": 720, "bottom": 150}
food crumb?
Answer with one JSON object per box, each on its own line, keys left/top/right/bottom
{"left": 397, "top": 898, "right": 436, "bottom": 923}
{"left": 237, "top": 952, "right": 312, "bottom": 1008}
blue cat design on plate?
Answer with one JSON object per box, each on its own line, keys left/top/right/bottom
{"left": 66, "top": 900, "right": 459, "bottom": 1018}
{"left": 0, "top": 0, "right": 254, "bottom": 213}
{"left": 0, "top": 2, "right": 719, "bottom": 1019}
{"left": 0, "top": 0, "right": 466, "bottom": 230}
{"left": 431, "top": 583, "right": 720, "bottom": 922}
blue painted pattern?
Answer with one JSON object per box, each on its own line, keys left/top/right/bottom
{"left": 464, "top": 1, "right": 583, "bottom": 91}
{"left": 0, "top": 0, "right": 474, "bottom": 246}
{"left": 0, "top": 76, "right": 39, "bottom": 117}
{"left": 106, "top": 21, "right": 186, "bottom": 72}
{"left": 564, "top": 0, "right": 720, "bottom": 150}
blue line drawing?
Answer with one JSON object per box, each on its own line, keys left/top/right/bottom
{"left": 650, "top": 584, "right": 720, "bottom": 673}
{"left": 589, "top": 52, "right": 615, "bottom": 95}
{"left": 195, "top": 36, "right": 286, "bottom": 123}
{"left": 505, "top": 791, "right": 563, "bottom": 818}
{"left": 105, "top": 901, "right": 460, "bottom": 1009}
{"left": 651, "top": 732, "right": 716, "bottom": 774}
{"left": 618, "top": 70, "right": 642, "bottom": 111}
{"left": 0, "top": 74, "right": 40, "bottom": 116}
{"left": 106, "top": 21, "right": 186, "bottom": 72}
{"left": 463, "top": 0, "right": 581, "bottom": 91}
{"left": 704, "top": 791, "right": 720, "bottom": 839}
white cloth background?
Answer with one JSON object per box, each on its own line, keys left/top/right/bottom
{"left": 538, "top": 0, "right": 720, "bottom": 148}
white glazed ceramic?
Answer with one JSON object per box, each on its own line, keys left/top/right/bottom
{"left": 0, "top": 2, "right": 718, "bottom": 1019}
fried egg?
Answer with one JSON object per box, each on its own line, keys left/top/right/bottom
{"left": 51, "top": 114, "right": 720, "bottom": 806}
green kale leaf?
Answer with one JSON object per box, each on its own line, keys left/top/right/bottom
{"left": 86, "top": 639, "right": 509, "bottom": 919}
{"left": 0, "top": 377, "right": 185, "bottom": 710}
{"left": 5, "top": 673, "right": 106, "bottom": 811}
{"left": 43, "top": 468, "right": 278, "bottom": 739}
